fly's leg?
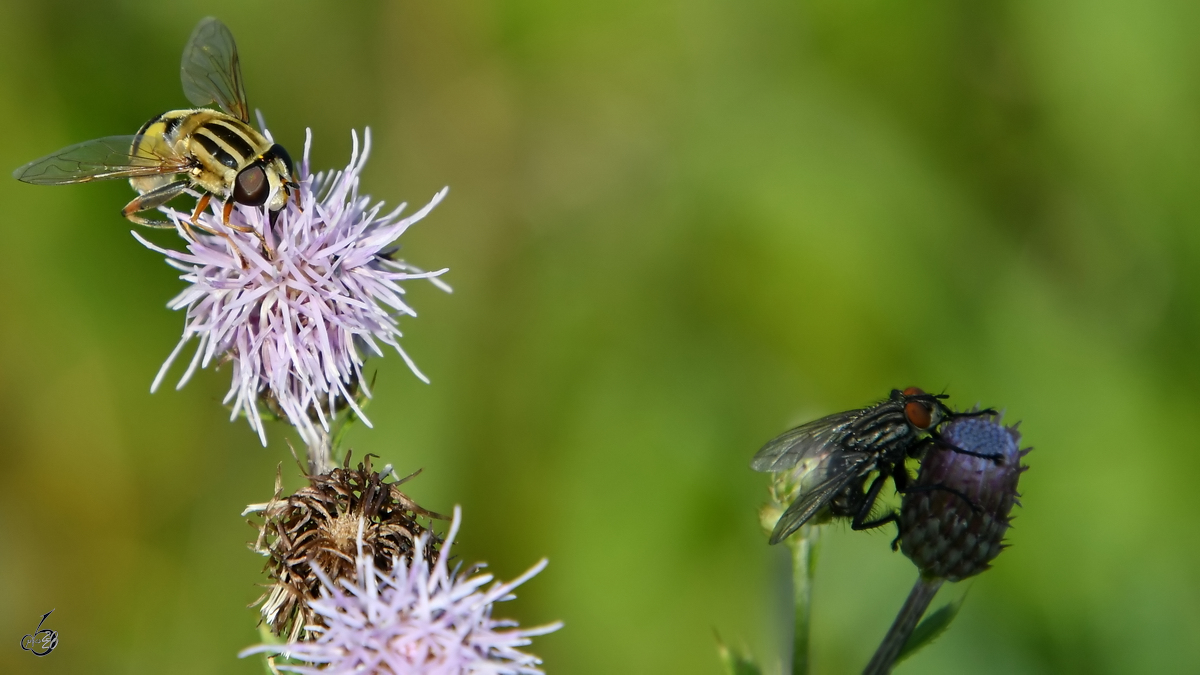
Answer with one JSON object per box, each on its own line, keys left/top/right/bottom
{"left": 121, "top": 181, "right": 191, "bottom": 227}
{"left": 892, "top": 462, "right": 912, "bottom": 492}
{"left": 850, "top": 472, "right": 898, "bottom": 532}
{"left": 175, "top": 193, "right": 252, "bottom": 267}
{"left": 122, "top": 185, "right": 249, "bottom": 263}
{"left": 890, "top": 464, "right": 912, "bottom": 550}
{"left": 219, "top": 200, "right": 273, "bottom": 259}
{"left": 948, "top": 408, "right": 998, "bottom": 419}
{"left": 891, "top": 473, "right": 984, "bottom": 551}
{"left": 897, "top": 483, "right": 982, "bottom": 513}
{"left": 189, "top": 193, "right": 212, "bottom": 227}
{"left": 929, "top": 431, "right": 1004, "bottom": 464}
{"left": 182, "top": 193, "right": 214, "bottom": 243}
{"left": 852, "top": 510, "right": 898, "bottom": 532}
{"left": 928, "top": 406, "right": 1002, "bottom": 462}
{"left": 907, "top": 436, "right": 934, "bottom": 459}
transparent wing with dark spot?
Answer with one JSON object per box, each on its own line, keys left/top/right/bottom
{"left": 769, "top": 451, "right": 874, "bottom": 544}
{"left": 13, "top": 135, "right": 193, "bottom": 184}
{"left": 180, "top": 17, "right": 249, "bottom": 122}
{"left": 751, "top": 408, "right": 865, "bottom": 473}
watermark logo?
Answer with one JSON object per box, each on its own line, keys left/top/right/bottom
{"left": 20, "top": 610, "right": 58, "bottom": 657}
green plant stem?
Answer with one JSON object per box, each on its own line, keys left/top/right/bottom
{"left": 862, "top": 575, "right": 944, "bottom": 675}
{"left": 787, "top": 525, "right": 820, "bottom": 675}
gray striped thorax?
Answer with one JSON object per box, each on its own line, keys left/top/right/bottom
{"left": 842, "top": 405, "right": 917, "bottom": 456}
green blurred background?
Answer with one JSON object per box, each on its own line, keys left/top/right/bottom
{"left": 2, "top": 1, "right": 1199, "bottom": 673}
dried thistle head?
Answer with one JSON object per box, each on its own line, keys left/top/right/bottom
{"left": 240, "top": 506, "right": 562, "bottom": 675}
{"left": 249, "top": 452, "right": 445, "bottom": 640}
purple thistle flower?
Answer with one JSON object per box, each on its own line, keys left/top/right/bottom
{"left": 864, "top": 413, "right": 1029, "bottom": 674}
{"left": 240, "top": 506, "right": 562, "bottom": 675}
{"left": 898, "top": 414, "right": 1029, "bottom": 581}
{"left": 134, "top": 127, "right": 449, "bottom": 448}
{"left": 864, "top": 413, "right": 1032, "bottom": 667}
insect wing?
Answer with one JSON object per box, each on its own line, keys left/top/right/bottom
{"left": 180, "top": 17, "right": 249, "bottom": 122}
{"left": 751, "top": 408, "right": 863, "bottom": 473}
{"left": 13, "top": 135, "right": 192, "bottom": 185}
{"left": 768, "top": 451, "right": 873, "bottom": 544}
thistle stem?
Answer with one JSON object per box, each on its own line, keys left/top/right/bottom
{"left": 787, "top": 526, "right": 820, "bottom": 675}
{"left": 862, "top": 575, "right": 944, "bottom": 675}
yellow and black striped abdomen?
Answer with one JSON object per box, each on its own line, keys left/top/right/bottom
{"left": 134, "top": 109, "right": 187, "bottom": 142}
{"left": 190, "top": 114, "right": 269, "bottom": 171}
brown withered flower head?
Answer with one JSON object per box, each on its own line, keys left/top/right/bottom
{"left": 898, "top": 413, "right": 1030, "bottom": 581}
{"left": 247, "top": 453, "right": 445, "bottom": 640}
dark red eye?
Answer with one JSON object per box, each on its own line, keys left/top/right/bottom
{"left": 902, "top": 387, "right": 933, "bottom": 428}
{"left": 233, "top": 165, "right": 269, "bottom": 206}
{"left": 905, "top": 400, "right": 933, "bottom": 429}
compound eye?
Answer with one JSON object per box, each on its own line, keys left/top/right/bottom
{"left": 233, "top": 164, "right": 269, "bottom": 206}
{"left": 905, "top": 400, "right": 933, "bottom": 429}
{"left": 902, "top": 386, "right": 925, "bottom": 397}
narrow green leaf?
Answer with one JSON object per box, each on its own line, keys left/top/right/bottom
{"left": 895, "top": 596, "right": 964, "bottom": 664}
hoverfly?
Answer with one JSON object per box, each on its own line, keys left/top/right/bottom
{"left": 751, "top": 387, "right": 999, "bottom": 545}
{"left": 13, "top": 17, "right": 298, "bottom": 239}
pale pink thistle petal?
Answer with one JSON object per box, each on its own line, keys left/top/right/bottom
{"left": 133, "top": 128, "right": 449, "bottom": 447}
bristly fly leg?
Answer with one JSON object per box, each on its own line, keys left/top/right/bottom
{"left": 892, "top": 478, "right": 984, "bottom": 547}
{"left": 890, "top": 467, "right": 984, "bottom": 550}
{"left": 885, "top": 465, "right": 913, "bottom": 549}
{"left": 898, "top": 483, "right": 983, "bottom": 513}
{"left": 850, "top": 472, "right": 899, "bottom": 532}
{"left": 888, "top": 482, "right": 982, "bottom": 551}
{"left": 929, "top": 431, "right": 1005, "bottom": 463}
{"left": 122, "top": 181, "right": 192, "bottom": 227}
{"left": 949, "top": 407, "right": 997, "bottom": 419}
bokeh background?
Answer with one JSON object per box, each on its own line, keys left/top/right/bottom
{"left": 2, "top": 1, "right": 1199, "bottom": 673}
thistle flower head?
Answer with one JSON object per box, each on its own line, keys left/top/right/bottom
{"left": 757, "top": 457, "right": 833, "bottom": 538}
{"left": 247, "top": 454, "right": 444, "bottom": 641}
{"left": 135, "top": 127, "right": 449, "bottom": 447}
{"left": 241, "top": 506, "right": 562, "bottom": 675}
{"left": 898, "top": 414, "right": 1029, "bottom": 581}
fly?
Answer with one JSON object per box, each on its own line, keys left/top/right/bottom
{"left": 751, "top": 387, "right": 998, "bottom": 545}
{"left": 12, "top": 18, "right": 298, "bottom": 248}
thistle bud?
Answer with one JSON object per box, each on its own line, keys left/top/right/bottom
{"left": 898, "top": 414, "right": 1028, "bottom": 581}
